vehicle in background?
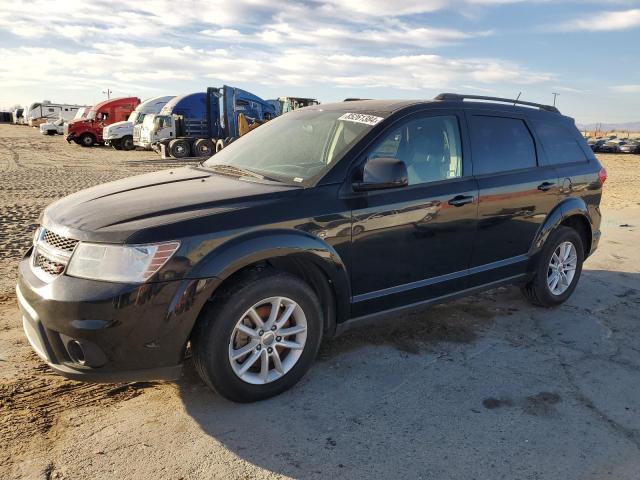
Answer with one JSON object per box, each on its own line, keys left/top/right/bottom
{"left": 137, "top": 86, "right": 277, "bottom": 159}
{"left": 65, "top": 97, "right": 141, "bottom": 147}
{"left": 12, "top": 108, "right": 24, "bottom": 124}
{"left": 25, "top": 101, "right": 89, "bottom": 127}
{"left": 619, "top": 142, "right": 640, "bottom": 154}
{"left": 267, "top": 97, "right": 319, "bottom": 115}
{"left": 588, "top": 138, "right": 607, "bottom": 152}
{"left": 0, "top": 111, "right": 12, "bottom": 123}
{"left": 39, "top": 117, "right": 65, "bottom": 135}
{"left": 601, "top": 139, "right": 625, "bottom": 153}
{"left": 103, "top": 96, "right": 174, "bottom": 151}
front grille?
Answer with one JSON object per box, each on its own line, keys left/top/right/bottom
{"left": 133, "top": 125, "right": 141, "bottom": 141}
{"left": 34, "top": 252, "right": 66, "bottom": 276}
{"left": 42, "top": 229, "right": 78, "bottom": 254}
{"left": 31, "top": 229, "right": 78, "bottom": 280}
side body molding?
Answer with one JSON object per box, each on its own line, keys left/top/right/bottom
{"left": 186, "top": 229, "right": 352, "bottom": 323}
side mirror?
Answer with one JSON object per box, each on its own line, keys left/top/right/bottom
{"left": 353, "top": 157, "right": 408, "bottom": 191}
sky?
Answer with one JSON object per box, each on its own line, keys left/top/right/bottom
{"left": 0, "top": 0, "right": 639, "bottom": 124}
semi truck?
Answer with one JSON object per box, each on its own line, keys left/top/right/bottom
{"left": 24, "top": 101, "right": 89, "bottom": 127}
{"left": 12, "top": 108, "right": 24, "bottom": 124}
{"left": 103, "top": 95, "right": 174, "bottom": 151}
{"left": 268, "top": 97, "right": 319, "bottom": 115}
{"left": 135, "top": 86, "right": 277, "bottom": 158}
{"left": 39, "top": 117, "right": 65, "bottom": 135}
{"left": 65, "top": 96, "right": 140, "bottom": 147}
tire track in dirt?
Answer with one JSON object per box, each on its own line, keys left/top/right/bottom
{"left": 0, "top": 350, "right": 151, "bottom": 468}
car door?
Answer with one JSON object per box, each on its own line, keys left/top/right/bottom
{"left": 465, "top": 111, "right": 559, "bottom": 286}
{"left": 349, "top": 111, "right": 478, "bottom": 317}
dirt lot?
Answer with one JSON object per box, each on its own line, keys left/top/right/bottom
{"left": 1, "top": 124, "right": 639, "bottom": 479}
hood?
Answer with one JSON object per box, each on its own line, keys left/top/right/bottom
{"left": 105, "top": 120, "right": 132, "bottom": 131}
{"left": 42, "top": 167, "right": 299, "bottom": 243}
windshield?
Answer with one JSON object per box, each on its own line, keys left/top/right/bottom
{"left": 203, "top": 109, "right": 383, "bottom": 184}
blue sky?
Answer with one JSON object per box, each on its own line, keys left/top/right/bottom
{"left": 1, "top": 0, "right": 639, "bottom": 123}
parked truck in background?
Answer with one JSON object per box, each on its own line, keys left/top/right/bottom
{"left": 103, "top": 95, "right": 174, "bottom": 151}
{"left": 136, "top": 86, "right": 277, "bottom": 158}
{"left": 12, "top": 108, "right": 24, "bottom": 124}
{"left": 25, "top": 101, "right": 89, "bottom": 127}
{"left": 268, "top": 97, "right": 319, "bottom": 115}
{"left": 65, "top": 97, "right": 140, "bottom": 147}
{"left": 39, "top": 117, "right": 65, "bottom": 135}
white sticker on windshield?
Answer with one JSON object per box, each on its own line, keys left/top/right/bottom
{"left": 338, "top": 112, "right": 384, "bottom": 126}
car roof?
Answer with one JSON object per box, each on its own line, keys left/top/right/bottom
{"left": 312, "top": 98, "right": 569, "bottom": 121}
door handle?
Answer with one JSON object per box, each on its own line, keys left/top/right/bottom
{"left": 448, "top": 195, "right": 474, "bottom": 207}
{"left": 537, "top": 181, "right": 555, "bottom": 192}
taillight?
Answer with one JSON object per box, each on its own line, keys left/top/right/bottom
{"left": 598, "top": 167, "right": 607, "bottom": 185}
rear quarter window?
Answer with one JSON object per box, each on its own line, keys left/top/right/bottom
{"left": 531, "top": 120, "right": 588, "bottom": 164}
{"left": 469, "top": 115, "right": 537, "bottom": 175}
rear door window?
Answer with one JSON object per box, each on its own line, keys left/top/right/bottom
{"left": 469, "top": 115, "right": 537, "bottom": 175}
{"left": 531, "top": 120, "right": 588, "bottom": 164}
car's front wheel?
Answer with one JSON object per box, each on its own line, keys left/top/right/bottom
{"left": 192, "top": 270, "right": 323, "bottom": 402}
{"left": 521, "top": 226, "right": 584, "bottom": 307}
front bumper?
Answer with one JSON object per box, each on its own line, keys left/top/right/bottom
{"left": 66, "top": 133, "right": 76, "bottom": 143}
{"left": 17, "top": 256, "right": 218, "bottom": 383}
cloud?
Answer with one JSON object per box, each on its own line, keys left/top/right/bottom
{"left": 611, "top": 84, "right": 640, "bottom": 93}
{"left": 556, "top": 8, "right": 640, "bottom": 31}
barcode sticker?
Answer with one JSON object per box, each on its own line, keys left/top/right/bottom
{"left": 338, "top": 113, "right": 384, "bottom": 126}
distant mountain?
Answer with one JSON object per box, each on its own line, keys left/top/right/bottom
{"left": 577, "top": 121, "right": 640, "bottom": 132}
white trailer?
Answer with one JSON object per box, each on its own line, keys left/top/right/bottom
{"left": 103, "top": 95, "right": 175, "bottom": 150}
{"left": 12, "top": 108, "right": 24, "bottom": 124}
{"left": 25, "top": 101, "right": 90, "bottom": 127}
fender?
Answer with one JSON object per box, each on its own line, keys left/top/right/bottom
{"left": 186, "top": 228, "right": 351, "bottom": 324}
{"left": 530, "top": 197, "right": 592, "bottom": 255}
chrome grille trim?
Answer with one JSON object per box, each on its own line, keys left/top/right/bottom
{"left": 31, "top": 228, "right": 79, "bottom": 281}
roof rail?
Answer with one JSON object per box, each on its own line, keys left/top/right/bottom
{"left": 343, "top": 98, "right": 371, "bottom": 102}
{"left": 434, "top": 93, "right": 560, "bottom": 113}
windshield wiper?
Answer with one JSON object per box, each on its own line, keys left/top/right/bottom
{"left": 205, "top": 164, "right": 265, "bottom": 180}
{"left": 205, "top": 164, "right": 295, "bottom": 185}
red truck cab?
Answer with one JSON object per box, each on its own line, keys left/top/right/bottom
{"left": 65, "top": 97, "right": 140, "bottom": 147}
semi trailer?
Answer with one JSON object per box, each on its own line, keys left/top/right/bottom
{"left": 65, "top": 97, "right": 140, "bottom": 147}
{"left": 12, "top": 108, "right": 24, "bottom": 124}
{"left": 25, "top": 101, "right": 89, "bottom": 127}
{"left": 268, "top": 97, "right": 319, "bottom": 115}
{"left": 135, "top": 86, "right": 277, "bottom": 158}
{"left": 103, "top": 95, "right": 174, "bottom": 151}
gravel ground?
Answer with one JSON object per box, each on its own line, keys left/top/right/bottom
{"left": 1, "top": 124, "right": 639, "bottom": 479}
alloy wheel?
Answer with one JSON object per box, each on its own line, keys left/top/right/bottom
{"left": 228, "top": 296, "right": 307, "bottom": 385}
{"left": 547, "top": 241, "right": 578, "bottom": 295}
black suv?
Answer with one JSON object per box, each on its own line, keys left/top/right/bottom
{"left": 17, "top": 94, "right": 605, "bottom": 402}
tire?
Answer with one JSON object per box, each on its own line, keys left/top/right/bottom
{"left": 46, "top": 130, "right": 55, "bottom": 136}
{"left": 121, "top": 136, "right": 135, "bottom": 151}
{"left": 193, "top": 139, "right": 214, "bottom": 157}
{"left": 215, "top": 139, "right": 225, "bottom": 153}
{"left": 111, "top": 139, "right": 123, "bottom": 150}
{"left": 192, "top": 270, "right": 323, "bottom": 402}
{"left": 169, "top": 139, "right": 190, "bottom": 159}
{"left": 521, "top": 226, "right": 584, "bottom": 307}
{"left": 79, "top": 133, "right": 95, "bottom": 147}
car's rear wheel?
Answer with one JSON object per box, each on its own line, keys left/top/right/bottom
{"left": 192, "top": 270, "right": 322, "bottom": 402}
{"left": 521, "top": 226, "right": 584, "bottom": 307}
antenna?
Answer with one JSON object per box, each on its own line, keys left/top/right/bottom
{"left": 552, "top": 92, "right": 560, "bottom": 107}
{"left": 102, "top": 89, "right": 112, "bottom": 99}
{"left": 514, "top": 92, "right": 522, "bottom": 106}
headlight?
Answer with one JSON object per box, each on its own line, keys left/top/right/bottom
{"left": 67, "top": 241, "right": 180, "bottom": 283}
